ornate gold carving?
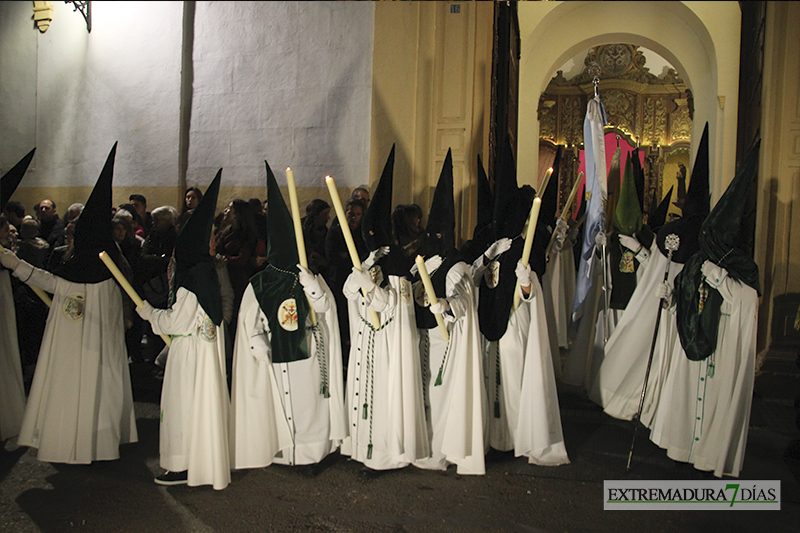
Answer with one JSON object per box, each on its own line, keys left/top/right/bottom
{"left": 602, "top": 89, "right": 637, "bottom": 139}
{"left": 670, "top": 105, "right": 692, "bottom": 142}
{"left": 560, "top": 96, "right": 584, "bottom": 146}
{"left": 538, "top": 96, "right": 557, "bottom": 143}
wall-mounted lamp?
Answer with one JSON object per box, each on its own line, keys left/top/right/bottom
{"left": 65, "top": 1, "right": 91, "bottom": 33}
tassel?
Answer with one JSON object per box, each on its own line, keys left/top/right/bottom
{"left": 321, "top": 384, "right": 329, "bottom": 399}
{"left": 362, "top": 403, "right": 368, "bottom": 419}
{"left": 494, "top": 401, "right": 501, "bottom": 419}
{"left": 367, "top": 444, "right": 373, "bottom": 460}
{"left": 434, "top": 367, "right": 443, "bottom": 387}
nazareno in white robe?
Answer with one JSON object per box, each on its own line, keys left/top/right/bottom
{"left": 515, "top": 272, "right": 570, "bottom": 466}
{"left": 648, "top": 262, "right": 757, "bottom": 478}
{"left": 542, "top": 241, "right": 576, "bottom": 352}
{"left": 11, "top": 260, "right": 137, "bottom": 463}
{"left": 231, "top": 276, "right": 346, "bottom": 468}
{"left": 148, "top": 287, "right": 230, "bottom": 490}
{"left": 413, "top": 262, "right": 487, "bottom": 475}
{"left": 0, "top": 267, "right": 26, "bottom": 441}
{"left": 588, "top": 247, "right": 683, "bottom": 428}
{"left": 340, "top": 272, "right": 429, "bottom": 470}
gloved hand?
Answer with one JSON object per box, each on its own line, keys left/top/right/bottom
{"left": 484, "top": 237, "right": 512, "bottom": 262}
{"left": 0, "top": 248, "right": 20, "bottom": 270}
{"left": 655, "top": 281, "right": 672, "bottom": 301}
{"left": 555, "top": 217, "right": 568, "bottom": 233}
{"left": 515, "top": 260, "right": 532, "bottom": 288}
{"left": 619, "top": 234, "right": 641, "bottom": 252}
{"left": 594, "top": 231, "right": 607, "bottom": 247}
{"left": 701, "top": 259, "right": 728, "bottom": 286}
{"left": 136, "top": 300, "right": 155, "bottom": 321}
{"left": 351, "top": 265, "right": 376, "bottom": 292}
{"left": 567, "top": 224, "right": 580, "bottom": 242}
{"left": 363, "top": 246, "right": 390, "bottom": 270}
{"left": 429, "top": 298, "right": 450, "bottom": 316}
{"left": 297, "top": 264, "right": 323, "bottom": 297}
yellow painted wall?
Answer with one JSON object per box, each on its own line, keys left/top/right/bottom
{"left": 370, "top": 1, "right": 493, "bottom": 245}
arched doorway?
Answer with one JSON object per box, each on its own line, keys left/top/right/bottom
{"left": 517, "top": 1, "right": 741, "bottom": 205}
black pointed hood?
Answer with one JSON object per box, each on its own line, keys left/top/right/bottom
{"left": 362, "top": 144, "right": 394, "bottom": 252}
{"left": 700, "top": 140, "right": 761, "bottom": 292}
{"left": 631, "top": 147, "right": 645, "bottom": 211}
{"left": 475, "top": 153, "right": 493, "bottom": 234}
{"left": 674, "top": 140, "right": 761, "bottom": 362}
{"left": 493, "top": 136, "right": 526, "bottom": 240}
{"left": 172, "top": 169, "right": 222, "bottom": 325}
{"left": 681, "top": 122, "right": 711, "bottom": 220}
{"left": 425, "top": 148, "right": 456, "bottom": 257}
{"left": 649, "top": 185, "right": 673, "bottom": 232}
{"left": 248, "top": 160, "right": 310, "bottom": 363}
{"left": 655, "top": 123, "right": 710, "bottom": 263}
{"left": 57, "top": 143, "right": 121, "bottom": 284}
{"left": 1, "top": 148, "right": 35, "bottom": 211}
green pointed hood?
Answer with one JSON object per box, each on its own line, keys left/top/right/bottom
{"left": 249, "top": 160, "right": 309, "bottom": 364}
{"left": 172, "top": 169, "right": 222, "bottom": 325}
{"left": 1, "top": 148, "right": 35, "bottom": 211}
{"left": 612, "top": 151, "right": 642, "bottom": 236}
{"left": 605, "top": 145, "right": 622, "bottom": 225}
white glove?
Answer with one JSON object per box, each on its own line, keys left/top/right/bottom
{"left": 429, "top": 298, "right": 450, "bottom": 316}
{"left": 351, "top": 265, "right": 375, "bottom": 292}
{"left": 363, "top": 246, "right": 390, "bottom": 269}
{"left": 515, "top": 260, "right": 532, "bottom": 288}
{"left": 297, "top": 263, "right": 323, "bottom": 297}
{"left": 619, "top": 234, "right": 641, "bottom": 252}
{"left": 594, "top": 231, "right": 607, "bottom": 247}
{"left": 655, "top": 281, "right": 672, "bottom": 301}
{"left": 555, "top": 217, "right": 568, "bottom": 233}
{"left": 136, "top": 300, "right": 155, "bottom": 321}
{"left": 344, "top": 269, "right": 362, "bottom": 295}
{"left": 567, "top": 225, "right": 580, "bottom": 242}
{"left": 701, "top": 259, "right": 728, "bottom": 287}
{"left": 0, "top": 248, "right": 21, "bottom": 270}
{"left": 484, "top": 237, "right": 512, "bottom": 262}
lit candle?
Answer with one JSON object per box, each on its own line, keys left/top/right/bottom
{"left": 513, "top": 197, "right": 542, "bottom": 310}
{"left": 415, "top": 255, "right": 449, "bottom": 342}
{"left": 537, "top": 167, "right": 554, "bottom": 199}
{"left": 99, "top": 251, "right": 171, "bottom": 347}
{"left": 286, "top": 168, "right": 317, "bottom": 326}
{"left": 325, "top": 175, "right": 380, "bottom": 329}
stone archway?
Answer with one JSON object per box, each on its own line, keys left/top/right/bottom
{"left": 517, "top": 1, "right": 741, "bottom": 202}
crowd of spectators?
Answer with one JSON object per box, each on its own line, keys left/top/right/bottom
{"left": 1, "top": 185, "right": 370, "bottom": 387}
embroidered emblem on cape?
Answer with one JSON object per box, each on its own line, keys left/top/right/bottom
{"left": 63, "top": 293, "right": 85, "bottom": 322}
{"left": 200, "top": 315, "right": 217, "bottom": 341}
{"left": 619, "top": 250, "right": 635, "bottom": 273}
{"left": 485, "top": 260, "right": 500, "bottom": 289}
{"left": 369, "top": 265, "right": 383, "bottom": 287}
{"left": 698, "top": 282, "right": 709, "bottom": 315}
{"left": 400, "top": 279, "right": 411, "bottom": 303}
{"left": 278, "top": 298, "right": 299, "bottom": 331}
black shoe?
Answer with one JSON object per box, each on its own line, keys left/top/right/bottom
{"left": 155, "top": 470, "right": 188, "bottom": 486}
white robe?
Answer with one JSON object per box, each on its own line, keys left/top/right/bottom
{"left": 12, "top": 261, "right": 137, "bottom": 463}
{"left": 148, "top": 287, "right": 230, "bottom": 490}
{"left": 0, "top": 268, "right": 26, "bottom": 441}
{"left": 589, "top": 248, "right": 682, "bottom": 427}
{"left": 542, "top": 243, "right": 576, "bottom": 356}
{"left": 413, "top": 262, "right": 486, "bottom": 475}
{"left": 649, "top": 264, "right": 758, "bottom": 478}
{"left": 231, "top": 277, "right": 346, "bottom": 468}
{"left": 515, "top": 274, "right": 570, "bottom": 466}
{"left": 340, "top": 273, "right": 429, "bottom": 470}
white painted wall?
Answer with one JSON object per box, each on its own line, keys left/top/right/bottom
{"left": 189, "top": 1, "right": 374, "bottom": 189}
{"left": 1, "top": 1, "right": 184, "bottom": 187}
{"left": 1, "top": 1, "right": 374, "bottom": 195}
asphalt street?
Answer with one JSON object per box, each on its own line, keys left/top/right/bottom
{"left": 1, "top": 351, "right": 799, "bottom": 532}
